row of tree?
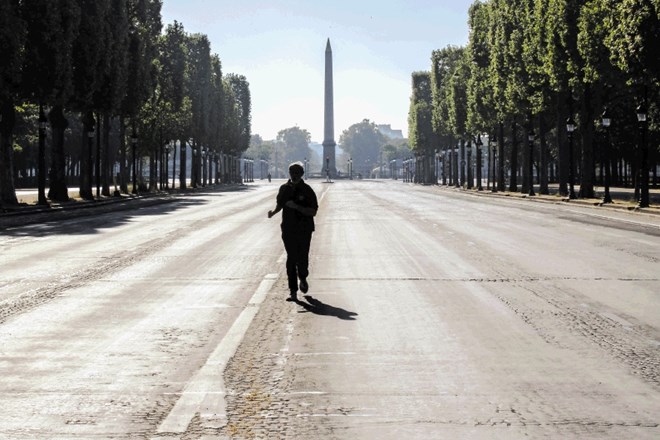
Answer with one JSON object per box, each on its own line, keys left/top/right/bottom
{"left": 0, "top": 0, "right": 251, "bottom": 206}
{"left": 247, "top": 120, "right": 409, "bottom": 179}
{"left": 408, "top": 0, "right": 658, "bottom": 204}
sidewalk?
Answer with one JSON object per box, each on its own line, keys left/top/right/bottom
{"left": 443, "top": 183, "right": 660, "bottom": 216}
{"left": 1, "top": 184, "right": 245, "bottom": 230}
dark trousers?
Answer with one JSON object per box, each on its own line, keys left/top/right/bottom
{"left": 282, "top": 229, "right": 313, "bottom": 292}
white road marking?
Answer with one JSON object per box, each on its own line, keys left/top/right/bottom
{"left": 156, "top": 273, "right": 278, "bottom": 434}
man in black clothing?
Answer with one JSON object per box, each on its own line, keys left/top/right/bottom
{"left": 268, "top": 162, "right": 319, "bottom": 301}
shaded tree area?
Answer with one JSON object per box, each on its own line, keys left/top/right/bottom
{"left": 339, "top": 119, "right": 386, "bottom": 178}
{"left": 276, "top": 126, "right": 312, "bottom": 168}
{"left": 421, "top": 0, "right": 659, "bottom": 205}
{"left": 0, "top": 1, "right": 252, "bottom": 206}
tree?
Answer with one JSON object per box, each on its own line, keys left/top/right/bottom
{"left": 0, "top": 0, "right": 25, "bottom": 204}
{"left": 408, "top": 71, "right": 435, "bottom": 183}
{"left": 448, "top": 51, "right": 471, "bottom": 187}
{"left": 186, "top": 33, "right": 213, "bottom": 187}
{"left": 21, "top": 0, "right": 81, "bottom": 202}
{"left": 276, "top": 126, "right": 311, "bottom": 165}
{"left": 606, "top": 0, "right": 660, "bottom": 204}
{"left": 431, "top": 45, "right": 463, "bottom": 186}
{"left": 339, "top": 119, "right": 385, "bottom": 177}
{"left": 157, "top": 21, "right": 189, "bottom": 189}
{"left": 225, "top": 74, "right": 251, "bottom": 154}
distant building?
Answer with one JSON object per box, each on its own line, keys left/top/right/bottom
{"left": 377, "top": 124, "right": 404, "bottom": 139}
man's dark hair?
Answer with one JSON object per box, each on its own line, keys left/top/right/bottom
{"left": 289, "top": 162, "right": 304, "bottom": 175}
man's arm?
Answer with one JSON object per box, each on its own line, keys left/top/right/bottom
{"left": 268, "top": 204, "right": 282, "bottom": 218}
{"left": 284, "top": 200, "right": 317, "bottom": 217}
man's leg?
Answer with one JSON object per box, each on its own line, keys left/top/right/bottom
{"left": 297, "top": 231, "right": 312, "bottom": 293}
{"left": 282, "top": 234, "right": 299, "bottom": 298}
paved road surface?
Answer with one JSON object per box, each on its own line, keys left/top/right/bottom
{"left": 1, "top": 180, "right": 658, "bottom": 439}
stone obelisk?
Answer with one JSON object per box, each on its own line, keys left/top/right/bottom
{"left": 322, "top": 38, "right": 336, "bottom": 178}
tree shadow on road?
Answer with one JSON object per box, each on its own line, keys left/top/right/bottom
{"left": 296, "top": 295, "right": 358, "bottom": 321}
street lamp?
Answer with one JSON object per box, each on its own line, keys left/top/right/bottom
{"left": 601, "top": 108, "right": 612, "bottom": 204}
{"left": 491, "top": 137, "right": 497, "bottom": 193}
{"left": 37, "top": 106, "right": 48, "bottom": 205}
{"left": 131, "top": 128, "right": 138, "bottom": 194}
{"left": 476, "top": 135, "right": 483, "bottom": 191}
{"left": 165, "top": 142, "right": 171, "bottom": 189}
{"left": 421, "top": 153, "right": 426, "bottom": 184}
{"left": 466, "top": 143, "right": 472, "bottom": 189}
{"left": 566, "top": 117, "right": 577, "bottom": 199}
{"left": 204, "top": 147, "right": 209, "bottom": 186}
{"left": 527, "top": 129, "right": 535, "bottom": 196}
{"left": 85, "top": 113, "right": 96, "bottom": 199}
{"left": 636, "top": 103, "right": 649, "bottom": 207}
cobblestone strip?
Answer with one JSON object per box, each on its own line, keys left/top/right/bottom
{"left": 214, "top": 279, "right": 309, "bottom": 439}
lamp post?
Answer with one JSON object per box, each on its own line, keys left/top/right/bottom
{"left": 37, "top": 106, "right": 48, "bottom": 205}
{"left": 476, "top": 135, "right": 483, "bottom": 191}
{"left": 491, "top": 137, "right": 497, "bottom": 193}
{"left": 601, "top": 109, "right": 612, "bottom": 204}
{"left": 636, "top": 103, "right": 649, "bottom": 208}
{"left": 165, "top": 143, "right": 171, "bottom": 189}
{"left": 421, "top": 153, "right": 426, "bottom": 184}
{"left": 172, "top": 141, "right": 177, "bottom": 190}
{"left": 566, "top": 117, "right": 576, "bottom": 199}
{"left": 466, "top": 143, "right": 473, "bottom": 189}
{"left": 95, "top": 115, "right": 101, "bottom": 198}
{"left": 527, "top": 129, "right": 535, "bottom": 196}
{"left": 85, "top": 115, "right": 95, "bottom": 199}
{"left": 460, "top": 141, "right": 466, "bottom": 187}
{"left": 205, "top": 148, "right": 210, "bottom": 186}
{"left": 131, "top": 128, "right": 138, "bottom": 194}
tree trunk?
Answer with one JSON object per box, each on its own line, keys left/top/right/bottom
{"left": 454, "top": 142, "right": 459, "bottom": 187}
{"left": 509, "top": 119, "right": 518, "bottom": 192}
{"left": 47, "top": 105, "right": 70, "bottom": 202}
{"left": 522, "top": 119, "right": 530, "bottom": 194}
{"left": 498, "top": 122, "right": 506, "bottom": 192}
{"left": 191, "top": 139, "right": 198, "bottom": 188}
{"left": 579, "top": 85, "right": 595, "bottom": 198}
{"left": 119, "top": 118, "right": 128, "bottom": 193}
{"left": 557, "top": 92, "right": 569, "bottom": 196}
{"left": 179, "top": 139, "right": 187, "bottom": 189}
{"left": 0, "top": 100, "right": 18, "bottom": 205}
{"left": 172, "top": 141, "right": 177, "bottom": 189}
{"left": 102, "top": 113, "right": 111, "bottom": 196}
{"left": 79, "top": 110, "right": 94, "bottom": 199}
{"left": 539, "top": 113, "right": 549, "bottom": 194}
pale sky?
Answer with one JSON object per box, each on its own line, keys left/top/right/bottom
{"left": 161, "top": 0, "right": 474, "bottom": 143}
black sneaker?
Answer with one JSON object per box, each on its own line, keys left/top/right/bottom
{"left": 286, "top": 291, "right": 298, "bottom": 302}
{"left": 299, "top": 279, "right": 309, "bottom": 294}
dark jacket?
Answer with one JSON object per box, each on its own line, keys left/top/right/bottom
{"left": 276, "top": 179, "right": 318, "bottom": 233}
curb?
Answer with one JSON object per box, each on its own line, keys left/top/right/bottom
{"left": 0, "top": 184, "right": 246, "bottom": 230}
{"left": 432, "top": 185, "right": 660, "bottom": 217}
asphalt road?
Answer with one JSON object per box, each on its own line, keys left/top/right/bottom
{"left": 0, "top": 179, "right": 658, "bottom": 439}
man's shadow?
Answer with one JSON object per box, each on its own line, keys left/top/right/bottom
{"left": 296, "top": 295, "right": 358, "bottom": 321}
